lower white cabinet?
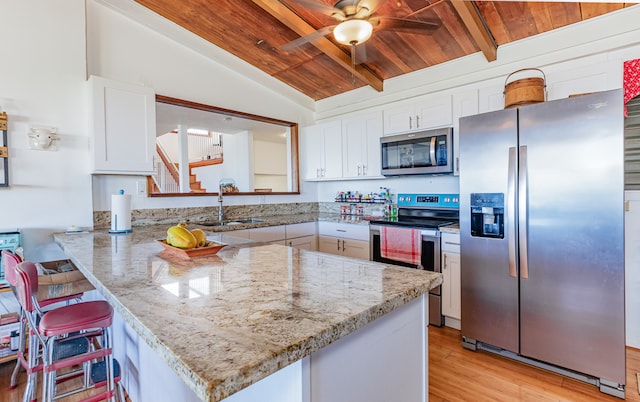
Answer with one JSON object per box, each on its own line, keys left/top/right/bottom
{"left": 319, "top": 236, "right": 369, "bottom": 260}
{"left": 441, "top": 232, "right": 461, "bottom": 326}
{"left": 285, "top": 222, "right": 318, "bottom": 251}
{"left": 317, "top": 222, "right": 370, "bottom": 260}
{"left": 249, "top": 225, "right": 286, "bottom": 244}
{"left": 227, "top": 223, "right": 317, "bottom": 250}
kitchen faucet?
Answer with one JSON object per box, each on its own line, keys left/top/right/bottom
{"left": 217, "top": 184, "right": 225, "bottom": 221}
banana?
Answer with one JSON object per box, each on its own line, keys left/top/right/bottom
{"left": 166, "top": 225, "right": 197, "bottom": 249}
{"left": 191, "top": 229, "right": 207, "bottom": 248}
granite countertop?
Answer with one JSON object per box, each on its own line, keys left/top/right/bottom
{"left": 184, "top": 212, "right": 375, "bottom": 233}
{"left": 440, "top": 223, "right": 460, "bottom": 234}
{"left": 53, "top": 225, "right": 441, "bottom": 402}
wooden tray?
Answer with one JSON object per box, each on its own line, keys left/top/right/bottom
{"left": 156, "top": 239, "right": 226, "bottom": 259}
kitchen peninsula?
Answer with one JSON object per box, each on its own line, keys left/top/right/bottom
{"left": 53, "top": 225, "right": 441, "bottom": 402}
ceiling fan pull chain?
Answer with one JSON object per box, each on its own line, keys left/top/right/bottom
{"left": 351, "top": 42, "right": 357, "bottom": 86}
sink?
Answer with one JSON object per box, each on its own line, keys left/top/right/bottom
{"left": 199, "top": 218, "right": 265, "bottom": 227}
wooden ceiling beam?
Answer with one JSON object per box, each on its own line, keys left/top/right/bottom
{"left": 250, "top": 0, "right": 384, "bottom": 92}
{"left": 450, "top": 0, "right": 497, "bottom": 62}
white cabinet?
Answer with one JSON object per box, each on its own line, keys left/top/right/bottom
{"left": 230, "top": 223, "right": 317, "bottom": 250}
{"left": 319, "top": 236, "right": 369, "bottom": 260}
{"left": 441, "top": 232, "right": 461, "bottom": 327}
{"left": 249, "top": 225, "right": 287, "bottom": 245}
{"left": 342, "top": 112, "right": 383, "bottom": 179}
{"left": 285, "top": 222, "right": 317, "bottom": 251}
{"left": 89, "top": 75, "right": 156, "bottom": 174}
{"left": 318, "top": 222, "right": 370, "bottom": 260}
{"left": 452, "top": 89, "right": 479, "bottom": 176}
{"left": 383, "top": 94, "right": 452, "bottom": 135}
{"left": 302, "top": 120, "right": 342, "bottom": 180}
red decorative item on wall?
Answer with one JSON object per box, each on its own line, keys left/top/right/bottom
{"left": 624, "top": 58, "right": 640, "bottom": 117}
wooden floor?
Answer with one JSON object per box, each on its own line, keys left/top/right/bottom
{"left": 429, "top": 326, "right": 640, "bottom": 402}
{"left": 1, "top": 325, "right": 638, "bottom": 401}
{"left": 0, "top": 360, "right": 129, "bottom": 402}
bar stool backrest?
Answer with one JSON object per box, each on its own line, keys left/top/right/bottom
{"left": 1, "top": 249, "right": 22, "bottom": 288}
{"left": 14, "top": 261, "right": 39, "bottom": 313}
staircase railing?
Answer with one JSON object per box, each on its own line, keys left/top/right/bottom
{"left": 153, "top": 144, "right": 179, "bottom": 193}
{"left": 189, "top": 132, "right": 223, "bottom": 162}
{"left": 152, "top": 131, "right": 224, "bottom": 193}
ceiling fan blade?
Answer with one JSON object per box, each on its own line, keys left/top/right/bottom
{"left": 286, "top": 0, "right": 346, "bottom": 20}
{"left": 281, "top": 25, "right": 336, "bottom": 51}
{"left": 372, "top": 16, "right": 439, "bottom": 34}
{"left": 356, "top": 0, "right": 388, "bottom": 17}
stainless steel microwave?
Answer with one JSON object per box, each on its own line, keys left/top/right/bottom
{"left": 380, "top": 127, "right": 453, "bottom": 176}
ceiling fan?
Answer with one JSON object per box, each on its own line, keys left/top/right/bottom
{"left": 282, "top": 0, "right": 440, "bottom": 63}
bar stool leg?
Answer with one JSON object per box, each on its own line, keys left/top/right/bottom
{"left": 10, "top": 308, "right": 26, "bottom": 389}
{"left": 23, "top": 328, "right": 39, "bottom": 402}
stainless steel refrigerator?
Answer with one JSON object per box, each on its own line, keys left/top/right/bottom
{"left": 459, "top": 89, "right": 626, "bottom": 398}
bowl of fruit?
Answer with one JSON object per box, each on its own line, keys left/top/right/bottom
{"left": 157, "top": 223, "right": 226, "bottom": 259}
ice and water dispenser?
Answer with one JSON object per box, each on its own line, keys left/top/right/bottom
{"left": 470, "top": 193, "right": 504, "bottom": 238}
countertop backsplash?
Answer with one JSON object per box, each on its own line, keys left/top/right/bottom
{"left": 93, "top": 202, "right": 319, "bottom": 229}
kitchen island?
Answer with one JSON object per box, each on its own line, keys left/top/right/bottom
{"left": 53, "top": 225, "right": 441, "bottom": 402}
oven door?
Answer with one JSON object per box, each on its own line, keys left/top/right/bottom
{"left": 369, "top": 225, "right": 443, "bottom": 326}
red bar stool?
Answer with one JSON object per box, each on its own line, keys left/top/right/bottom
{"left": 14, "top": 261, "right": 121, "bottom": 402}
{"left": 1, "top": 250, "right": 85, "bottom": 394}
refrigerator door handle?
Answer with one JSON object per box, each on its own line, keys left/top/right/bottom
{"left": 519, "top": 145, "right": 529, "bottom": 279}
{"left": 507, "top": 147, "right": 517, "bottom": 278}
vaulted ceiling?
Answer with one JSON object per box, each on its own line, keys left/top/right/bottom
{"left": 134, "top": 0, "right": 635, "bottom": 101}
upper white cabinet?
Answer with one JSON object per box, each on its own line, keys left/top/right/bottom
{"left": 451, "top": 90, "right": 479, "bottom": 176}
{"left": 341, "top": 111, "right": 383, "bottom": 179}
{"left": 302, "top": 120, "right": 343, "bottom": 180}
{"left": 89, "top": 75, "right": 156, "bottom": 174}
{"left": 383, "top": 94, "right": 452, "bottom": 136}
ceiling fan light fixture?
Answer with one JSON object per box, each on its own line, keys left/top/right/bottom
{"left": 333, "top": 19, "right": 373, "bottom": 45}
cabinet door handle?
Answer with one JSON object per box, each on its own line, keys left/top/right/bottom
{"left": 337, "top": 239, "right": 341, "bottom": 251}
{"left": 336, "top": 229, "right": 347, "bottom": 232}
{"left": 316, "top": 168, "right": 320, "bottom": 177}
{"left": 357, "top": 165, "right": 361, "bottom": 176}
{"left": 416, "top": 115, "right": 420, "bottom": 128}
{"left": 341, "top": 240, "right": 346, "bottom": 252}
{"left": 362, "top": 165, "right": 367, "bottom": 176}
{"left": 456, "top": 157, "right": 459, "bottom": 173}
{"left": 409, "top": 116, "right": 412, "bottom": 130}
{"left": 321, "top": 168, "right": 325, "bottom": 177}
{"left": 289, "top": 241, "right": 292, "bottom": 246}
{"left": 443, "top": 254, "right": 447, "bottom": 270}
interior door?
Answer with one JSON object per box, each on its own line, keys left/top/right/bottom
{"left": 459, "top": 108, "right": 519, "bottom": 353}
{"left": 518, "top": 90, "right": 626, "bottom": 384}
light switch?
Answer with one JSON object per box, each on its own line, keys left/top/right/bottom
{"left": 136, "top": 180, "right": 147, "bottom": 196}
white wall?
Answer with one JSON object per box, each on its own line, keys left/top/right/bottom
{"left": 0, "top": 0, "right": 91, "bottom": 261}
{"left": 86, "top": 0, "right": 319, "bottom": 211}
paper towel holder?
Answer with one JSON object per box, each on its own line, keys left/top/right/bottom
{"left": 109, "top": 189, "right": 133, "bottom": 234}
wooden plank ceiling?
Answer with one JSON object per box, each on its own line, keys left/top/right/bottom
{"left": 134, "top": 0, "right": 633, "bottom": 101}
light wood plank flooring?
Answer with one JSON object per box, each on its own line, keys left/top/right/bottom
{"left": 429, "top": 326, "right": 640, "bottom": 402}
{"left": 1, "top": 325, "right": 638, "bottom": 401}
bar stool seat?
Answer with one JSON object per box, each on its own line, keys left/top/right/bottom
{"left": 39, "top": 302, "right": 113, "bottom": 337}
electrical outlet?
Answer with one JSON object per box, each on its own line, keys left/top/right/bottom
{"left": 136, "top": 180, "right": 147, "bottom": 196}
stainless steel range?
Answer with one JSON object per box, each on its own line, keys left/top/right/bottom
{"left": 369, "top": 193, "right": 459, "bottom": 326}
